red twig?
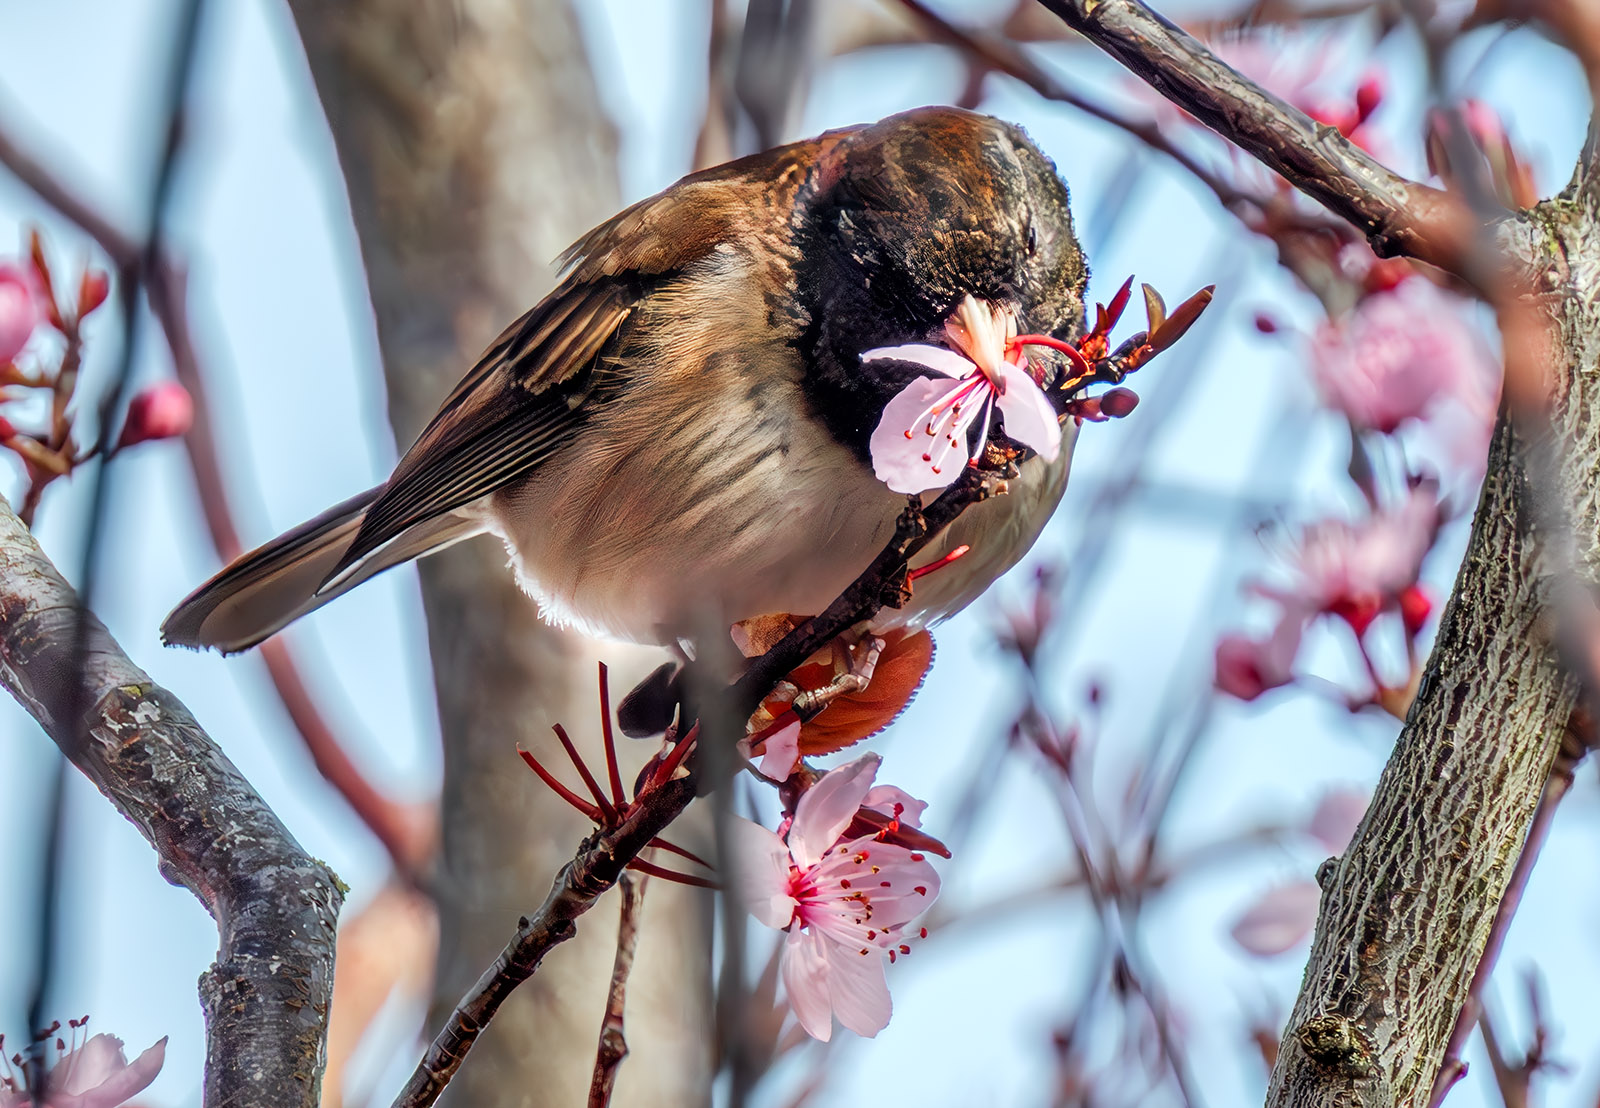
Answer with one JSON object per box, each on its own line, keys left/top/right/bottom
{"left": 588, "top": 871, "right": 647, "bottom": 1108}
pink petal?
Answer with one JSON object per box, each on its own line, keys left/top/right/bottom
{"left": 0, "top": 266, "right": 41, "bottom": 365}
{"left": 758, "top": 719, "right": 801, "bottom": 780}
{"left": 1230, "top": 881, "right": 1322, "bottom": 956}
{"left": 823, "top": 938, "right": 893, "bottom": 1038}
{"left": 789, "top": 754, "right": 881, "bottom": 869}
{"left": 863, "top": 784, "right": 926, "bottom": 828}
{"left": 731, "top": 818, "right": 799, "bottom": 930}
{"left": 1307, "top": 789, "right": 1369, "bottom": 853}
{"left": 1214, "top": 608, "right": 1303, "bottom": 701}
{"left": 861, "top": 343, "right": 973, "bottom": 379}
{"left": 993, "top": 363, "right": 1061, "bottom": 462}
{"left": 781, "top": 926, "right": 836, "bottom": 1042}
{"left": 869, "top": 375, "right": 974, "bottom": 494}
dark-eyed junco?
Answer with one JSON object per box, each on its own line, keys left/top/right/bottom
{"left": 161, "top": 106, "right": 1088, "bottom": 654}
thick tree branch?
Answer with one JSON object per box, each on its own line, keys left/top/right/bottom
{"left": 1034, "top": 0, "right": 1474, "bottom": 271}
{"left": 0, "top": 494, "right": 342, "bottom": 1108}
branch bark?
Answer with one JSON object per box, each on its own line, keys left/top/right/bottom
{"left": 0, "top": 495, "right": 342, "bottom": 1108}
{"left": 1024, "top": 2, "right": 1600, "bottom": 1105}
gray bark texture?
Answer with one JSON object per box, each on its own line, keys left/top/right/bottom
{"left": 282, "top": 3, "right": 713, "bottom": 1106}
{"left": 0, "top": 495, "right": 342, "bottom": 1108}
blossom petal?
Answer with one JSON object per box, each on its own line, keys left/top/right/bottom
{"left": 781, "top": 926, "right": 835, "bottom": 1042}
{"left": 1230, "top": 881, "right": 1322, "bottom": 957}
{"left": 861, "top": 343, "right": 973, "bottom": 379}
{"left": 869, "top": 376, "right": 974, "bottom": 494}
{"left": 730, "top": 818, "right": 799, "bottom": 930}
{"left": 757, "top": 719, "right": 801, "bottom": 781}
{"left": 59, "top": 1036, "right": 167, "bottom": 1108}
{"left": 994, "top": 363, "right": 1061, "bottom": 461}
{"left": 788, "top": 754, "right": 880, "bottom": 870}
{"left": 823, "top": 940, "right": 893, "bottom": 1038}
{"left": 863, "top": 784, "right": 926, "bottom": 828}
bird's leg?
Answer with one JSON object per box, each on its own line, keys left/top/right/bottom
{"left": 791, "top": 633, "right": 886, "bottom": 721}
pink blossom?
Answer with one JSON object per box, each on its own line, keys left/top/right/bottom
{"left": 739, "top": 717, "right": 801, "bottom": 781}
{"left": 1307, "top": 279, "right": 1499, "bottom": 435}
{"left": 118, "top": 381, "right": 194, "bottom": 448}
{"left": 1230, "top": 881, "right": 1322, "bottom": 957}
{"left": 1268, "top": 484, "right": 1440, "bottom": 636}
{"left": 1307, "top": 789, "right": 1369, "bottom": 853}
{"left": 1, "top": 1026, "right": 166, "bottom": 1108}
{"left": 866, "top": 296, "right": 1060, "bottom": 494}
{"left": 0, "top": 264, "right": 43, "bottom": 365}
{"left": 1214, "top": 609, "right": 1303, "bottom": 701}
{"left": 733, "top": 753, "right": 940, "bottom": 1041}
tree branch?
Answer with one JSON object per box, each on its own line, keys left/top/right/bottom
{"left": 0, "top": 494, "right": 342, "bottom": 1107}
{"left": 0, "top": 103, "right": 432, "bottom": 879}
{"left": 1034, "top": 0, "right": 1473, "bottom": 271}
{"left": 588, "top": 871, "right": 646, "bottom": 1108}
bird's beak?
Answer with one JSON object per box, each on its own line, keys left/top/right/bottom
{"left": 943, "top": 295, "right": 1019, "bottom": 389}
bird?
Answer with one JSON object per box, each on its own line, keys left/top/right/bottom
{"left": 161, "top": 105, "right": 1089, "bottom": 658}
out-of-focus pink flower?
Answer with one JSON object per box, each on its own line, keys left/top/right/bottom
{"left": 1307, "top": 789, "right": 1369, "bottom": 853}
{"left": 0, "top": 263, "right": 43, "bottom": 365}
{"left": 1230, "top": 881, "right": 1322, "bottom": 957}
{"left": 118, "top": 382, "right": 194, "bottom": 448}
{"left": 1307, "top": 279, "right": 1500, "bottom": 436}
{"left": 1427, "top": 99, "right": 1539, "bottom": 210}
{"left": 0, "top": 1025, "right": 166, "bottom": 1108}
{"left": 1214, "top": 609, "right": 1304, "bottom": 701}
{"left": 733, "top": 754, "right": 940, "bottom": 1042}
{"left": 1268, "top": 484, "right": 1441, "bottom": 637}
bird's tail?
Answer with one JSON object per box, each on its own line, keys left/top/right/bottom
{"left": 161, "top": 487, "right": 483, "bottom": 653}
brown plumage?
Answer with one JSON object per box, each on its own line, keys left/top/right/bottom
{"left": 162, "top": 106, "right": 1088, "bottom": 654}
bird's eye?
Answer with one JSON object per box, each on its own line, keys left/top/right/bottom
{"left": 1025, "top": 224, "right": 1038, "bottom": 255}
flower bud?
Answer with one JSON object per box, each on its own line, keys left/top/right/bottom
{"left": 118, "top": 382, "right": 194, "bottom": 448}
{"left": 78, "top": 268, "right": 110, "bottom": 317}
{"left": 1354, "top": 76, "right": 1383, "bottom": 124}
{"left": 1398, "top": 584, "right": 1432, "bottom": 637}
{"left": 1253, "top": 313, "right": 1280, "bottom": 334}
{"left": 1098, "top": 387, "right": 1140, "bottom": 418}
{"left": 0, "top": 264, "right": 43, "bottom": 364}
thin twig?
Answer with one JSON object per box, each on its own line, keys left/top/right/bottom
{"left": 588, "top": 871, "right": 647, "bottom": 1108}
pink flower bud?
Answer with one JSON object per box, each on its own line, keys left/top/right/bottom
{"left": 78, "top": 268, "right": 110, "bottom": 317}
{"left": 1099, "top": 387, "right": 1140, "bottom": 418}
{"left": 1398, "top": 584, "right": 1432, "bottom": 637}
{"left": 0, "top": 415, "right": 16, "bottom": 440}
{"left": 0, "top": 263, "right": 43, "bottom": 364}
{"left": 1253, "top": 313, "right": 1280, "bottom": 334}
{"left": 1354, "top": 76, "right": 1383, "bottom": 124}
{"left": 119, "top": 382, "right": 194, "bottom": 448}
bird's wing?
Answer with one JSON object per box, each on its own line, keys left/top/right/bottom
{"left": 327, "top": 136, "right": 846, "bottom": 584}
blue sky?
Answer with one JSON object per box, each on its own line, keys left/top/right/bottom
{"left": 0, "top": 2, "right": 1595, "bottom": 1106}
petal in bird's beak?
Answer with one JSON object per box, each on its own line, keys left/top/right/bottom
{"left": 942, "top": 295, "right": 1017, "bottom": 391}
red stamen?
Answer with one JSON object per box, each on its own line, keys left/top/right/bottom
{"left": 649, "top": 837, "right": 713, "bottom": 869}
{"left": 597, "top": 663, "right": 626, "bottom": 810}
{"left": 908, "top": 544, "right": 971, "bottom": 583}
{"left": 652, "top": 721, "right": 700, "bottom": 787}
{"left": 518, "top": 747, "right": 603, "bottom": 821}
{"left": 1013, "top": 333, "right": 1092, "bottom": 379}
{"left": 552, "top": 723, "right": 618, "bottom": 821}
{"left": 626, "top": 857, "right": 720, "bottom": 889}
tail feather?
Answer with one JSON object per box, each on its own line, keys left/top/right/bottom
{"left": 162, "top": 487, "right": 483, "bottom": 653}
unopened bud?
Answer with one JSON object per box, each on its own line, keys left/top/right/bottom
{"left": 118, "top": 382, "right": 193, "bottom": 448}
{"left": 1398, "top": 584, "right": 1432, "bottom": 637}
{"left": 78, "top": 269, "right": 110, "bottom": 317}
{"left": 1253, "top": 313, "right": 1279, "bottom": 334}
{"left": 0, "top": 415, "right": 16, "bottom": 440}
{"left": 1354, "top": 77, "right": 1383, "bottom": 124}
{"left": 1098, "top": 387, "right": 1140, "bottom": 418}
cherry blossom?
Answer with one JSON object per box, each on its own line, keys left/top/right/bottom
{"left": 732, "top": 753, "right": 941, "bottom": 1041}
{"left": 1, "top": 1021, "right": 166, "bottom": 1108}
{"left": 1230, "top": 881, "right": 1322, "bottom": 957}
{"left": 1213, "top": 609, "right": 1304, "bottom": 701}
{"left": 865, "top": 296, "right": 1060, "bottom": 494}
{"left": 1266, "top": 483, "right": 1441, "bottom": 637}
{"left": 0, "top": 263, "right": 43, "bottom": 365}
{"left": 1307, "top": 279, "right": 1499, "bottom": 437}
